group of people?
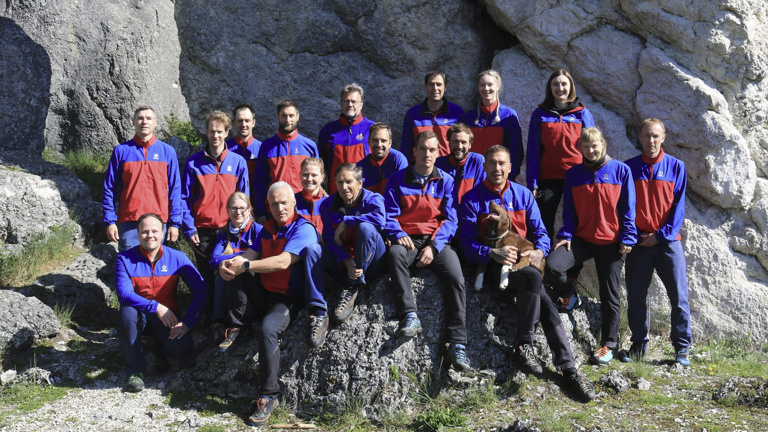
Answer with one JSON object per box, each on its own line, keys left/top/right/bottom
{"left": 105, "top": 68, "right": 692, "bottom": 426}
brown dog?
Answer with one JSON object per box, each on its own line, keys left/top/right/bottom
{"left": 474, "top": 201, "right": 545, "bottom": 291}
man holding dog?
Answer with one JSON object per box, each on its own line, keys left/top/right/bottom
{"left": 620, "top": 118, "right": 692, "bottom": 366}
{"left": 458, "top": 145, "right": 596, "bottom": 402}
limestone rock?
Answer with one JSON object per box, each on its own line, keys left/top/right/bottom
{"left": 0, "top": 290, "right": 60, "bottom": 350}
{"left": 597, "top": 370, "right": 630, "bottom": 393}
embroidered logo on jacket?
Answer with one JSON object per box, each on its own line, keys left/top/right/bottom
{"left": 356, "top": 133, "right": 364, "bottom": 141}
{"left": 161, "top": 265, "right": 168, "bottom": 273}
{"left": 153, "top": 154, "right": 159, "bottom": 160}
{"left": 603, "top": 174, "right": 609, "bottom": 180}
{"left": 227, "top": 165, "right": 232, "bottom": 172}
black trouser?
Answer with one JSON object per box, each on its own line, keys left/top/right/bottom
{"left": 535, "top": 179, "right": 564, "bottom": 240}
{"left": 545, "top": 237, "right": 625, "bottom": 348}
{"left": 192, "top": 228, "right": 218, "bottom": 290}
{"left": 222, "top": 272, "right": 263, "bottom": 327}
{"left": 486, "top": 263, "right": 575, "bottom": 371}
{"left": 252, "top": 286, "right": 303, "bottom": 397}
{"left": 388, "top": 235, "right": 467, "bottom": 344}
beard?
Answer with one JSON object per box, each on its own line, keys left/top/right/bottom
{"left": 279, "top": 122, "right": 297, "bottom": 135}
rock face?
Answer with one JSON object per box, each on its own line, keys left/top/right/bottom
{"left": 0, "top": 290, "right": 60, "bottom": 350}
{"left": 0, "top": 0, "right": 189, "bottom": 154}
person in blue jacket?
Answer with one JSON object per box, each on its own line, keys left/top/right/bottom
{"left": 115, "top": 213, "right": 207, "bottom": 393}
{"left": 357, "top": 123, "right": 408, "bottom": 194}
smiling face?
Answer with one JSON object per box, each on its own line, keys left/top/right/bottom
{"left": 138, "top": 216, "right": 163, "bottom": 254}
{"left": 369, "top": 128, "right": 392, "bottom": 161}
{"left": 268, "top": 186, "right": 296, "bottom": 226}
{"left": 301, "top": 163, "right": 323, "bottom": 195}
{"left": 278, "top": 106, "right": 300, "bottom": 134}
{"left": 341, "top": 91, "right": 363, "bottom": 120}
{"left": 484, "top": 149, "right": 511, "bottom": 187}
{"left": 424, "top": 74, "right": 445, "bottom": 104}
{"left": 133, "top": 109, "right": 157, "bottom": 140}
{"left": 639, "top": 122, "right": 666, "bottom": 159}
{"left": 449, "top": 131, "right": 471, "bottom": 162}
{"left": 478, "top": 74, "right": 500, "bottom": 106}
{"left": 206, "top": 119, "right": 229, "bottom": 153}
{"left": 580, "top": 138, "right": 606, "bottom": 163}
{"left": 550, "top": 74, "right": 571, "bottom": 108}
{"left": 335, "top": 169, "right": 362, "bottom": 206}
{"left": 234, "top": 109, "right": 255, "bottom": 140}
{"left": 227, "top": 198, "right": 250, "bottom": 226}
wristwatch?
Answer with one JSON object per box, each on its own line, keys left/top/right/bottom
{"left": 243, "top": 260, "right": 250, "bottom": 270}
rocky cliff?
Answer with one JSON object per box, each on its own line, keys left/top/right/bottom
{"left": 1, "top": 0, "right": 766, "bottom": 354}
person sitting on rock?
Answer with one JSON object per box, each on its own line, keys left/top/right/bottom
{"left": 319, "top": 163, "right": 388, "bottom": 323}
{"left": 209, "top": 191, "right": 263, "bottom": 352}
{"left": 459, "top": 145, "right": 596, "bottom": 402}
{"left": 103, "top": 106, "right": 183, "bottom": 251}
{"left": 181, "top": 110, "right": 249, "bottom": 315}
{"left": 383, "top": 130, "right": 470, "bottom": 372}
{"left": 620, "top": 118, "right": 692, "bottom": 366}
{"left": 356, "top": 122, "right": 408, "bottom": 194}
{"left": 115, "top": 213, "right": 207, "bottom": 393}
{"left": 218, "top": 181, "right": 328, "bottom": 427}
{"left": 435, "top": 123, "right": 486, "bottom": 207}
{"left": 545, "top": 127, "right": 637, "bottom": 366}
{"left": 294, "top": 158, "right": 329, "bottom": 236}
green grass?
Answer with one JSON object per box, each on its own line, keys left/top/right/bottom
{"left": 42, "top": 148, "right": 111, "bottom": 196}
{"left": 0, "top": 383, "right": 71, "bottom": 426}
{"left": 164, "top": 391, "right": 247, "bottom": 418}
{"left": 0, "top": 223, "right": 82, "bottom": 287}
{"left": 164, "top": 112, "right": 201, "bottom": 147}
{"left": 53, "top": 302, "right": 76, "bottom": 329}
{"left": 412, "top": 407, "right": 466, "bottom": 432}
{"left": 698, "top": 336, "right": 768, "bottom": 379}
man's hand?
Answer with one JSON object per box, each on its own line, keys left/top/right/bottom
{"left": 554, "top": 239, "right": 571, "bottom": 251}
{"left": 220, "top": 256, "right": 247, "bottom": 280}
{"left": 166, "top": 226, "right": 179, "bottom": 243}
{"left": 107, "top": 224, "right": 119, "bottom": 243}
{"left": 334, "top": 221, "right": 346, "bottom": 246}
{"left": 190, "top": 233, "right": 200, "bottom": 247}
{"left": 156, "top": 304, "right": 179, "bottom": 328}
{"left": 533, "top": 189, "right": 541, "bottom": 199}
{"left": 397, "top": 236, "right": 415, "bottom": 251}
{"left": 638, "top": 232, "right": 659, "bottom": 247}
{"left": 490, "top": 245, "right": 518, "bottom": 266}
{"left": 343, "top": 258, "right": 362, "bottom": 280}
{"left": 619, "top": 243, "right": 633, "bottom": 254}
{"left": 521, "top": 249, "right": 544, "bottom": 268}
{"left": 168, "top": 322, "right": 190, "bottom": 339}
{"left": 415, "top": 244, "right": 436, "bottom": 268}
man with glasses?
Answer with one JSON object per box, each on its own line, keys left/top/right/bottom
{"left": 318, "top": 83, "right": 376, "bottom": 194}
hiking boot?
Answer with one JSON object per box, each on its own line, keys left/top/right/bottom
{"left": 334, "top": 286, "right": 359, "bottom": 323}
{"left": 618, "top": 341, "right": 647, "bottom": 363}
{"left": 211, "top": 321, "right": 226, "bottom": 344}
{"left": 218, "top": 327, "right": 246, "bottom": 353}
{"left": 558, "top": 293, "right": 581, "bottom": 313}
{"left": 125, "top": 373, "right": 144, "bottom": 393}
{"left": 565, "top": 371, "right": 597, "bottom": 402}
{"left": 309, "top": 314, "right": 329, "bottom": 348}
{"left": 247, "top": 395, "right": 278, "bottom": 427}
{"left": 516, "top": 343, "right": 543, "bottom": 374}
{"left": 590, "top": 346, "right": 613, "bottom": 366}
{"left": 396, "top": 314, "right": 422, "bottom": 338}
{"left": 675, "top": 347, "right": 690, "bottom": 366}
{"left": 445, "top": 344, "right": 472, "bottom": 372}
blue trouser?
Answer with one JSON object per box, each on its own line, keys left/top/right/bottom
{"left": 545, "top": 237, "right": 625, "bottom": 348}
{"left": 625, "top": 239, "right": 691, "bottom": 349}
{"left": 329, "top": 222, "right": 387, "bottom": 286}
{"left": 117, "top": 221, "right": 167, "bottom": 252}
{"left": 118, "top": 306, "right": 193, "bottom": 375}
{"left": 303, "top": 243, "right": 328, "bottom": 311}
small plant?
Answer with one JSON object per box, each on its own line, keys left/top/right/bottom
{"left": 412, "top": 407, "right": 466, "bottom": 432}
{"left": 165, "top": 112, "right": 201, "bottom": 147}
{"left": 389, "top": 364, "right": 400, "bottom": 381}
{"left": 42, "top": 148, "right": 111, "bottom": 196}
{"left": 53, "top": 302, "right": 76, "bottom": 329}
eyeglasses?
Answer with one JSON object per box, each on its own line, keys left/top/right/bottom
{"left": 342, "top": 100, "right": 361, "bottom": 106}
{"left": 228, "top": 206, "right": 249, "bottom": 213}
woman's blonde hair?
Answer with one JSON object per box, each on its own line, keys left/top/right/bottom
{"left": 475, "top": 69, "right": 503, "bottom": 125}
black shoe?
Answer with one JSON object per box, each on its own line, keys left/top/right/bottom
{"left": 334, "top": 286, "right": 359, "bottom": 323}
{"left": 309, "top": 314, "right": 329, "bottom": 348}
{"left": 212, "top": 321, "right": 226, "bottom": 344}
{"left": 618, "top": 341, "right": 647, "bottom": 363}
{"left": 516, "top": 344, "right": 543, "bottom": 374}
{"left": 396, "top": 314, "right": 422, "bottom": 338}
{"left": 218, "top": 327, "right": 245, "bottom": 353}
{"left": 445, "top": 344, "right": 472, "bottom": 371}
{"left": 247, "top": 396, "right": 278, "bottom": 427}
{"left": 565, "top": 371, "right": 597, "bottom": 402}
{"left": 124, "top": 373, "right": 144, "bottom": 393}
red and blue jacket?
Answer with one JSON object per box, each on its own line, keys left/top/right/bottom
{"left": 462, "top": 102, "right": 523, "bottom": 179}
{"left": 249, "top": 213, "right": 317, "bottom": 297}
{"left": 625, "top": 150, "right": 686, "bottom": 242}
{"left": 357, "top": 148, "right": 408, "bottom": 195}
{"left": 209, "top": 218, "right": 264, "bottom": 269}
{"left": 400, "top": 99, "right": 465, "bottom": 159}
{"left": 295, "top": 190, "right": 329, "bottom": 235}
{"left": 435, "top": 152, "right": 486, "bottom": 205}
{"left": 181, "top": 148, "right": 249, "bottom": 237}
{"left": 383, "top": 166, "right": 457, "bottom": 252}
{"left": 459, "top": 179, "right": 551, "bottom": 264}
{"left": 320, "top": 188, "right": 386, "bottom": 263}
{"left": 226, "top": 135, "right": 262, "bottom": 202}
{"left": 253, "top": 130, "right": 319, "bottom": 216}
{"left": 526, "top": 103, "right": 595, "bottom": 190}
{"left": 103, "top": 134, "right": 183, "bottom": 226}
{"left": 115, "top": 245, "right": 207, "bottom": 328}
{"left": 318, "top": 115, "right": 375, "bottom": 194}
{"left": 559, "top": 158, "right": 637, "bottom": 246}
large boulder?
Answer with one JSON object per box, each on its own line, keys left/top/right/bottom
{"left": 0, "top": 290, "right": 60, "bottom": 351}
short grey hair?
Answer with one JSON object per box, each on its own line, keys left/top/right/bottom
{"left": 268, "top": 181, "right": 294, "bottom": 199}
{"left": 133, "top": 106, "right": 156, "bottom": 119}
{"left": 340, "top": 83, "right": 365, "bottom": 103}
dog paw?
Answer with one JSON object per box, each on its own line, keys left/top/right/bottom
{"left": 474, "top": 273, "right": 484, "bottom": 291}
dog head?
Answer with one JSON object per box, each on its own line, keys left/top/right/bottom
{"left": 483, "top": 201, "right": 512, "bottom": 246}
